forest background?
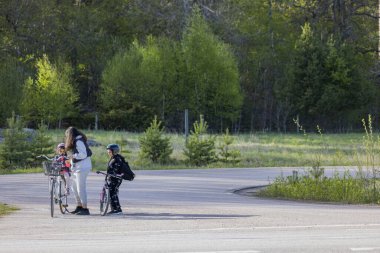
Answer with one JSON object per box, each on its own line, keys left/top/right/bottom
{"left": 0, "top": 0, "right": 379, "bottom": 133}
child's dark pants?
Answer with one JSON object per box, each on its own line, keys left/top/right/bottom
{"left": 108, "top": 178, "right": 122, "bottom": 211}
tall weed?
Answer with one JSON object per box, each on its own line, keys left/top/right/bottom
{"left": 260, "top": 116, "right": 380, "bottom": 204}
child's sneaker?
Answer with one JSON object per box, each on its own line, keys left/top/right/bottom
{"left": 107, "top": 209, "right": 123, "bottom": 215}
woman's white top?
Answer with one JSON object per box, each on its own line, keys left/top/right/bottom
{"left": 71, "top": 135, "right": 92, "bottom": 172}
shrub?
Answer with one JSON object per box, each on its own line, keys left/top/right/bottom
{"left": 30, "top": 122, "right": 54, "bottom": 165}
{"left": 258, "top": 169, "right": 379, "bottom": 204}
{"left": 138, "top": 116, "right": 173, "bottom": 164}
{"left": 183, "top": 115, "right": 216, "bottom": 166}
{"left": 217, "top": 128, "right": 241, "bottom": 165}
{"left": 0, "top": 113, "right": 32, "bottom": 170}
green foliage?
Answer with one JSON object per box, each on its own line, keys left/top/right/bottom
{"left": 100, "top": 37, "right": 179, "bottom": 130}
{"left": 289, "top": 23, "right": 326, "bottom": 116}
{"left": 184, "top": 115, "right": 216, "bottom": 166}
{"left": 356, "top": 115, "right": 380, "bottom": 202}
{"left": 181, "top": 6, "right": 243, "bottom": 128}
{"left": 30, "top": 122, "right": 54, "bottom": 165}
{"left": 0, "top": 115, "right": 53, "bottom": 170}
{"left": 259, "top": 169, "right": 380, "bottom": 204}
{"left": 260, "top": 115, "right": 380, "bottom": 204}
{"left": 289, "top": 23, "right": 374, "bottom": 124}
{"left": 0, "top": 57, "right": 25, "bottom": 126}
{"left": 20, "top": 55, "right": 78, "bottom": 126}
{"left": 0, "top": 0, "right": 378, "bottom": 131}
{"left": 0, "top": 113, "right": 32, "bottom": 170}
{"left": 138, "top": 116, "right": 173, "bottom": 164}
{"left": 217, "top": 128, "right": 241, "bottom": 165}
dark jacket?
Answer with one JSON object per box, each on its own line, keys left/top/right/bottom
{"left": 107, "top": 154, "right": 125, "bottom": 176}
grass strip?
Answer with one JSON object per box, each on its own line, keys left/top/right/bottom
{"left": 0, "top": 203, "right": 18, "bottom": 216}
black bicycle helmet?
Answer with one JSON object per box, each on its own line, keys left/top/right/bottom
{"left": 106, "top": 144, "right": 120, "bottom": 154}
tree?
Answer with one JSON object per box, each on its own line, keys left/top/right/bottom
{"left": 289, "top": 23, "right": 326, "bottom": 119}
{"left": 181, "top": 5, "right": 242, "bottom": 131}
{"left": 30, "top": 122, "right": 54, "bottom": 165}
{"left": 0, "top": 113, "right": 31, "bottom": 170}
{"left": 289, "top": 23, "right": 375, "bottom": 129}
{"left": 0, "top": 57, "right": 25, "bottom": 126}
{"left": 183, "top": 115, "right": 216, "bottom": 166}
{"left": 21, "top": 55, "right": 78, "bottom": 127}
{"left": 138, "top": 116, "right": 173, "bottom": 164}
{"left": 223, "top": 0, "right": 298, "bottom": 132}
{"left": 100, "top": 36, "right": 180, "bottom": 130}
{"left": 217, "top": 128, "right": 241, "bottom": 165}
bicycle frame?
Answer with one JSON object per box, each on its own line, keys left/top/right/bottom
{"left": 38, "top": 155, "right": 72, "bottom": 217}
{"left": 96, "top": 171, "right": 122, "bottom": 216}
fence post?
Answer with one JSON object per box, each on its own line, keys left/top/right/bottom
{"left": 95, "top": 112, "right": 98, "bottom": 130}
{"left": 185, "top": 109, "right": 189, "bottom": 143}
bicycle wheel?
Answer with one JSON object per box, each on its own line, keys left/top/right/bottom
{"left": 50, "top": 179, "right": 55, "bottom": 218}
{"left": 99, "top": 186, "right": 110, "bottom": 216}
{"left": 58, "top": 180, "right": 68, "bottom": 214}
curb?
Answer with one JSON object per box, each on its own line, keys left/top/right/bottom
{"left": 233, "top": 185, "right": 269, "bottom": 197}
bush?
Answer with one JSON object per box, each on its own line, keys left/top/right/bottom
{"left": 0, "top": 115, "right": 54, "bottom": 170}
{"left": 30, "top": 122, "right": 54, "bottom": 165}
{"left": 138, "top": 116, "right": 173, "bottom": 164}
{"left": 183, "top": 115, "right": 216, "bottom": 166}
{"left": 0, "top": 113, "right": 32, "bottom": 170}
{"left": 217, "top": 128, "right": 241, "bottom": 165}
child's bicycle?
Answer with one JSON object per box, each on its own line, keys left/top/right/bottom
{"left": 37, "top": 155, "right": 72, "bottom": 217}
{"left": 96, "top": 171, "right": 122, "bottom": 216}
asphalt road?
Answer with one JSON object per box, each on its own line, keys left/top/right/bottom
{"left": 0, "top": 167, "right": 380, "bottom": 253}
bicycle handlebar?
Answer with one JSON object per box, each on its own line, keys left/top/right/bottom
{"left": 36, "top": 155, "right": 54, "bottom": 161}
{"left": 96, "top": 170, "right": 123, "bottom": 180}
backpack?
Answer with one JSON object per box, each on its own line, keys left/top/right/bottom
{"left": 72, "top": 137, "right": 92, "bottom": 163}
{"left": 120, "top": 157, "right": 135, "bottom": 181}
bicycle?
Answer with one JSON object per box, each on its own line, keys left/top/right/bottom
{"left": 96, "top": 171, "right": 122, "bottom": 216}
{"left": 37, "top": 155, "right": 72, "bottom": 217}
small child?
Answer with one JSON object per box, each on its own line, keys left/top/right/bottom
{"left": 54, "top": 143, "right": 71, "bottom": 195}
{"left": 106, "top": 143, "right": 125, "bottom": 215}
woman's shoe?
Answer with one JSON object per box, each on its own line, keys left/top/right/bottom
{"left": 76, "top": 208, "right": 90, "bottom": 215}
{"left": 70, "top": 206, "right": 83, "bottom": 214}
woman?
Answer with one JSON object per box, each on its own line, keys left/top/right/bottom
{"left": 65, "top": 126, "right": 92, "bottom": 215}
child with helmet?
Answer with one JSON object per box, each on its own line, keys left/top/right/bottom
{"left": 106, "top": 143, "right": 126, "bottom": 215}
{"left": 54, "top": 143, "right": 71, "bottom": 195}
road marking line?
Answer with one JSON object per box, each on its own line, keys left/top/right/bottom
{"left": 118, "top": 223, "right": 380, "bottom": 234}
{"left": 177, "top": 251, "right": 260, "bottom": 253}
{"left": 351, "top": 247, "right": 380, "bottom": 252}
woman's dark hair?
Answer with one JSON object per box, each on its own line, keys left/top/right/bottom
{"left": 64, "top": 126, "right": 87, "bottom": 151}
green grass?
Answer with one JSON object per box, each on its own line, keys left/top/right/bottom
{"left": 0, "top": 203, "right": 18, "bottom": 216}
{"left": 81, "top": 131, "right": 378, "bottom": 169}
{"left": 254, "top": 122, "right": 380, "bottom": 204}
{"left": 1, "top": 130, "right": 379, "bottom": 173}
{"left": 258, "top": 169, "right": 380, "bottom": 204}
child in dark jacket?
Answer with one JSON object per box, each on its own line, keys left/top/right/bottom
{"left": 106, "top": 144, "right": 125, "bottom": 215}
